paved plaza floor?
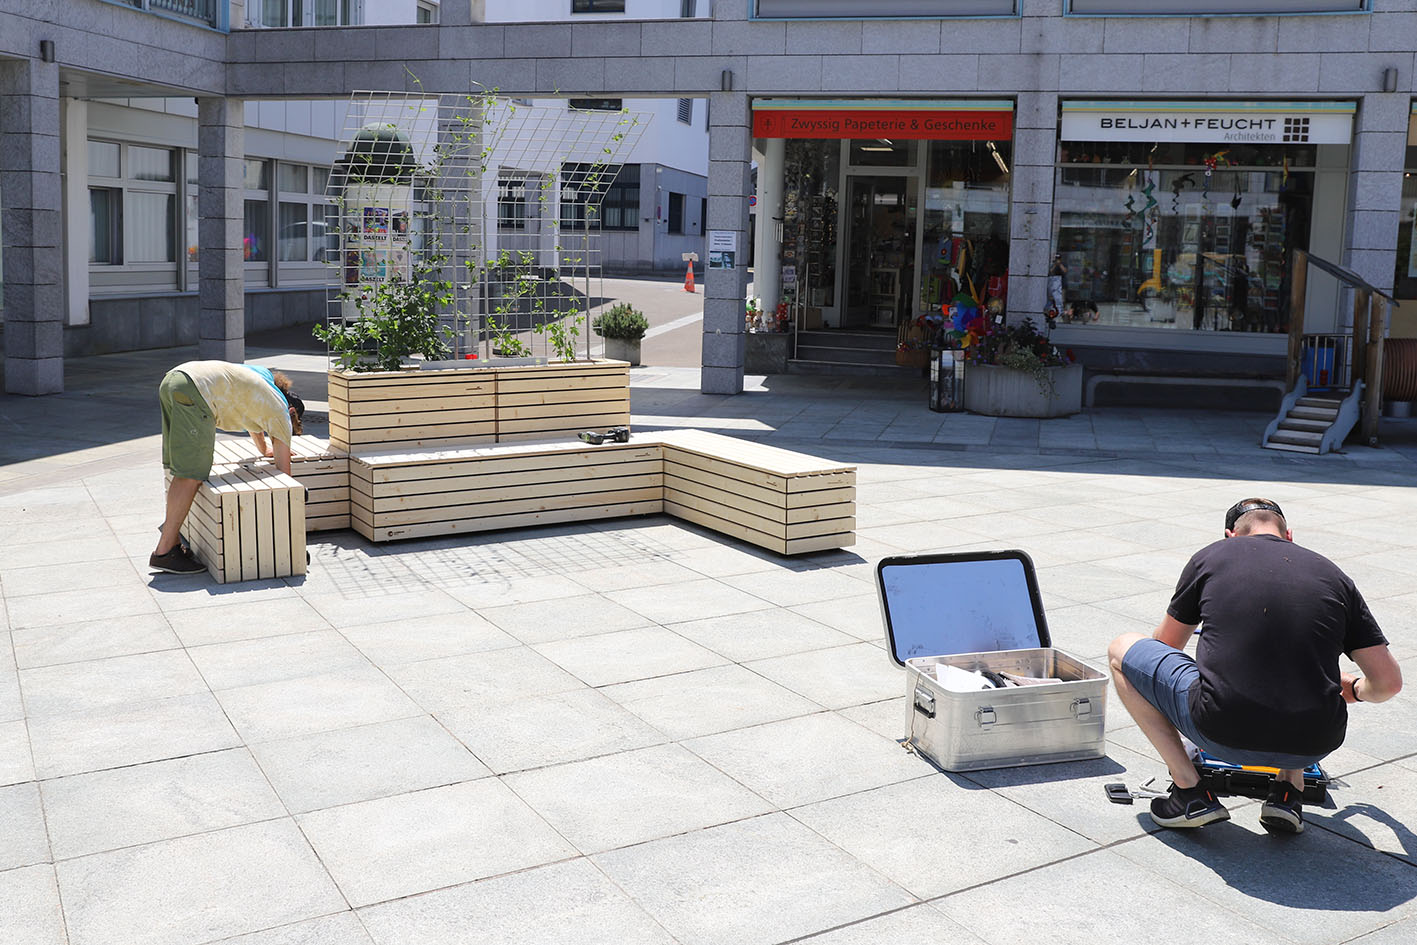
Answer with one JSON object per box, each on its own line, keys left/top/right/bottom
{"left": 2, "top": 344, "right": 1416, "bottom": 945}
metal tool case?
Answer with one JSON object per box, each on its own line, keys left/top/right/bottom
{"left": 878, "top": 551, "right": 1108, "bottom": 772}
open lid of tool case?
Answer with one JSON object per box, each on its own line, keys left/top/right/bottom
{"left": 876, "top": 550, "right": 1051, "bottom": 669}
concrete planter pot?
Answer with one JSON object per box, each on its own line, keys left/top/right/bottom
{"left": 602, "top": 336, "right": 642, "bottom": 366}
{"left": 745, "top": 331, "right": 790, "bottom": 374}
{"left": 964, "top": 362, "right": 1084, "bottom": 418}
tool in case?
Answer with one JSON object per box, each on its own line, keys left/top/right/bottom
{"left": 877, "top": 550, "right": 1107, "bottom": 772}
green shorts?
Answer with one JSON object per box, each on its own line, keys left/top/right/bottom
{"left": 159, "top": 369, "right": 216, "bottom": 480}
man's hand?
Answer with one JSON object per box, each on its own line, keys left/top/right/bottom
{"left": 250, "top": 431, "right": 273, "bottom": 458}
{"left": 1341, "top": 672, "right": 1361, "bottom": 704}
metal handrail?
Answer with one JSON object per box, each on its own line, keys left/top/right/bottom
{"left": 1299, "top": 333, "right": 1352, "bottom": 392}
{"left": 121, "top": 0, "right": 221, "bottom": 28}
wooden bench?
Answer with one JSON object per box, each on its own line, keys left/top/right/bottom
{"left": 346, "top": 430, "right": 856, "bottom": 555}
{"left": 171, "top": 465, "right": 307, "bottom": 584}
{"left": 212, "top": 435, "right": 351, "bottom": 532}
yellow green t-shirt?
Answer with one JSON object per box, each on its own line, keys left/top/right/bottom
{"left": 176, "top": 360, "right": 292, "bottom": 443}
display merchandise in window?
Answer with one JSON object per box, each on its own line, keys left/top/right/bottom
{"left": 1394, "top": 146, "right": 1417, "bottom": 303}
{"left": 781, "top": 139, "right": 839, "bottom": 322}
{"left": 1053, "top": 141, "right": 1313, "bottom": 333}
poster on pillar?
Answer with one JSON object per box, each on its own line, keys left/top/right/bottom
{"left": 709, "top": 231, "right": 738, "bottom": 270}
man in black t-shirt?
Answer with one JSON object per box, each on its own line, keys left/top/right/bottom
{"left": 1108, "top": 498, "right": 1402, "bottom": 833}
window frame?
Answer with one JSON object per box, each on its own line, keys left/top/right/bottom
{"left": 754, "top": 0, "right": 1017, "bottom": 18}
{"left": 1065, "top": 0, "right": 1367, "bottom": 14}
{"left": 571, "top": 0, "right": 626, "bottom": 13}
{"left": 86, "top": 138, "right": 180, "bottom": 274}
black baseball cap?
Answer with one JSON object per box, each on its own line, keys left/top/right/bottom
{"left": 284, "top": 391, "right": 305, "bottom": 421}
{"left": 1224, "top": 498, "right": 1284, "bottom": 534}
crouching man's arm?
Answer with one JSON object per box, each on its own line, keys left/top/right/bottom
{"left": 1152, "top": 614, "right": 1196, "bottom": 650}
{"left": 1344, "top": 645, "right": 1403, "bottom": 704}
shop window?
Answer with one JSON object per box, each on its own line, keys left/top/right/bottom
{"left": 668, "top": 192, "right": 685, "bottom": 234}
{"left": 1052, "top": 144, "right": 1314, "bottom": 334}
{"left": 850, "top": 139, "right": 917, "bottom": 169}
{"left": 1068, "top": 1, "right": 1364, "bottom": 14}
{"left": 572, "top": 0, "right": 625, "bottom": 12}
{"left": 756, "top": 0, "right": 1016, "bottom": 17}
{"left": 677, "top": 99, "right": 693, "bottom": 125}
{"left": 916, "top": 139, "right": 1012, "bottom": 318}
{"left": 244, "top": 200, "right": 270, "bottom": 262}
{"left": 90, "top": 188, "right": 122, "bottom": 265}
{"left": 127, "top": 192, "right": 176, "bottom": 263}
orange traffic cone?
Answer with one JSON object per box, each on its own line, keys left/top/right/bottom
{"left": 684, "top": 261, "right": 695, "bottom": 293}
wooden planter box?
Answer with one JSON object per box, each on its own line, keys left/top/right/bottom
{"left": 328, "top": 360, "right": 629, "bottom": 450}
{"left": 964, "top": 362, "right": 1084, "bottom": 418}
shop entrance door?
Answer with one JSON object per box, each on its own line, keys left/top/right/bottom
{"left": 841, "top": 175, "right": 918, "bottom": 330}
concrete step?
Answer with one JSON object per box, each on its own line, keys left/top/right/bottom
{"left": 1264, "top": 441, "right": 1322, "bottom": 454}
{"left": 1291, "top": 406, "right": 1339, "bottom": 421}
{"left": 1297, "top": 396, "right": 1345, "bottom": 408}
{"left": 1269, "top": 430, "right": 1324, "bottom": 448}
{"left": 794, "top": 343, "right": 900, "bottom": 366}
{"left": 1279, "top": 418, "right": 1331, "bottom": 434}
{"left": 795, "top": 330, "right": 899, "bottom": 353}
{"left": 786, "top": 359, "right": 924, "bottom": 378}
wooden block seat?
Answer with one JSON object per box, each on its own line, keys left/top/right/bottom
{"left": 657, "top": 430, "right": 857, "bottom": 556}
{"left": 346, "top": 430, "right": 856, "bottom": 555}
{"left": 211, "top": 435, "right": 351, "bottom": 532}
{"left": 171, "top": 465, "right": 307, "bottom": 584}
{"left": 348, "top": 437, "right": 664, "bottom": 542}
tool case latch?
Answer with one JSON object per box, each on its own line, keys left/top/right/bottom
{"left": 913, "top": 686, "right": 936, "bottom": 719}
{"left": 975, "top": 706, "right": 997, "bottom": 727}
{"left": 1071, "top": 697, "right": 1093, "bottom": 720}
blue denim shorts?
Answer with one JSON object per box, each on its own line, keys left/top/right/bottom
{"left": 1120, "top": 638, "right": 1327, "bottom": 770}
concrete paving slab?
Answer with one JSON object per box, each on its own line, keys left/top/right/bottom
{"left": 386, "top": 645, "right": 586, "bottom": 715}
{"left": 297, "top": 779, "right": 578, "bottom": 908}
{"left": 506, "top": 742, "right": 773, "bottom": 854}
{"left": 162, "top": 596, "right": 333, "bottom": 647}
{"left": 595, "top": 812, "right": 916, "bottom": 945}
{"left": 605, "top": 577, "right": 775, "bottom": 625}
{"left": 337, "top": 611, "right": 517, "bottom": 665}
{"left": 250, "top": 715, "right": 490, "bottom": 815}
{"left": 533, "top": 626, "right": 728, "bottom": 688}
{"left": 787, "top": 592, "right": 887, "bottom": 643}
{"left": 438, "top": 687, "right": 665, "bottom": 775}
{"left": 1, "top": 557, "right": 143, "bottom": 599}
{"left": 302, "top": 588, "right": 469, "bottom": 629}
{"left": 791, "top": 774, "right": 1099, "bottom": 900}
{"left": 10, "top": 612, "right": 181, "bottom": 670}
{"left": 1111, "top": 815, "right": 1417, "bottom": 945}
{"left": 602, "top": 663, "right": 822, "bottom": 740}
{"left": 215, "top": 665, "right": 423, "bottom": 743}
{"left": 39, "top": 749, "right": 285, "bottom": 860}
{"left": 1310, "top": 764, "right": 1417, "bottom": 866}
{"left": 187, "top": 629, "right": 371, "bottom": 690}
{"left": 0, "top": 718, "right": 34, "bottom": 787}
{"left": 217, "top": 913, "right": 375, "bottom": 945}
{"left": 0, "top": 865, "right": 66, "bottom": 945}
{"left": 666, "top": 607, "right": 856, "bottom": 662}
{"left": 685, "top": 711, "right": 926, "bottom": 809}
{"left": 27, "top": 691, "right": 241, "bottom": 779}
{"left": 937, "top": 848, "right": 1290, "bottom": 945}
{"left": 563, "top": 556, "right": 707, "bottom": 593}
{"left": 791, "top": 904, "right": 988, "bottom": 944}
{"left": 746, "top": 642, "right": 902, "bottom": 709}
{"left": 57, "top": 820, "right": 346, "bottom": 945}
{"left": 716, "top": 566, "right": 872, "bottom": 608}
{"left": 0, "top": 781, "right": 50, "bottom": 870}
{"left": 476, "top": 592, "right": 656, "bottom": 644}
{"left": 0, "top": 641, "right": 22, "bottom": 723}
{"left": 6, "top": 583, "right": 159, "bottom": 632}
{"left": 19, "top": 649, "right": 208, "bottom": 717}
{"left": 358, "top": 859, "right": 675, "bottom": 945}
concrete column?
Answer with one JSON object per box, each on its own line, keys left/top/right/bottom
{"left": 197, "top": 97, "right": 246, "bottom": 362}
{"left": 1344, "top": 93, "right": 1407, "bottom": 300}
{"left": 1006, "top": 90, "right": 1059, "bottom": 326}
{"left": 702, "top": 91, "right": 752, "bottom": 396}
{"left": 754, "top": 136, "right": 785, "bottom": 310}
{"left": 0, "top": 58, "right": 64, "bottom": 396}
{"left": 62, "top": 98, "right": 89, "bottom": 327}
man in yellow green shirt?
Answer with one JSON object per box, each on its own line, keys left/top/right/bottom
{"left": 151, "top": 360, "right": 305, "bottom": 574}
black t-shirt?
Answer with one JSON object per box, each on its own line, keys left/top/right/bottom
{"left": 1167, "top": 534, "right": 1387, "bottom": 756}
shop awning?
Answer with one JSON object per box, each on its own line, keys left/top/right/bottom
{"left": 753, "top": 99, "right": 1014, "bottom": 141}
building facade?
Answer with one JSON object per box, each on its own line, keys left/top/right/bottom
{"left": 2, "top": 0, "right": 1415, "bottom": 397}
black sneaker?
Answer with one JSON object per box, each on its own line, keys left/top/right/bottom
{"left": 149, "top": 546, "right": 206, "bottom": 575}
{"left": 1260, "top": 782, "right": 1305, "bottom": 834}
{"left": 1150, "top": 783, "right": 1230, "bottom": 829}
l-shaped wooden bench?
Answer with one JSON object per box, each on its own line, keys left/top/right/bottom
{"left": 185, "top": 430, "right": 856, "bottom": 582}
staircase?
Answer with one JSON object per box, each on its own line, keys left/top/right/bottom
{"left": 789, "top": 330, "right": 917, "bottom": 377}
{"left": 1262, "top": 377, "right": 1364, "bottom": 455}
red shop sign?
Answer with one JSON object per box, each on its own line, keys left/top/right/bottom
{"left": 753, "top": 108, "right": 1013, "bottom": 141}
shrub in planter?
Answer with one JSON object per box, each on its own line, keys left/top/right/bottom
{"left": 592, "top": 303, "right": 649, "bottom": 341}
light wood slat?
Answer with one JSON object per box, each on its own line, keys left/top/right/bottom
{"left": 497, "top": 387, "right": 633, "bottom": 407}
{"left": 289, "top": 483, "right": 307, "bottom": 576}
{"left": 362, "top": 459, "right": 662, "bottom": 498}
{"left": 347, "top": 407, "right": 495, "bottom": 431}
{"left": 367, "top": 500, "right": 663, "bottom": 542}
{"left": 498, "top": 417, "right": 629, "bottom": 438}
{"left": 338, "top": 394, "right": 495, "bottom": 415}
{"left": 255, "top": 482, "right": 275, "bottom": 578}
{"left": 370, "top": 486, "right": 665, "bottom": 528}
{"left": 785, "top": 532, "right": 857, "bottom": 554}
{"left": 662, "top": 488, "right": 851, "bottom": 539}
{"left": 663, "top": 460, "right": 787, "bottom": 509}
{"left": 666, "top": 447, "right": 856, "bottom": 493}
{"left": 664, "top": 476, "right": 854, "bottom": 527}
{"left": 272, "top": 490, "right": 292, "bottom": 576}
{"left": 219, "top": 485, "right": 240, "bottom": 582}
{"left": 330, "top": 369, "right": 494, "bottom": 389}
{"left": 497, "top": 398, "right": 630, "bottom": 421}
{"left": 369, "top": 473, "right": 664, "bottom": 514}
{"left": 336, "top": 423, "right": 499, "bottom": 445}
{"left": 664, "top": 500, "right": 788, "bottom": 555}
{"left": 307, "top": 515, "right": 351, "bottom": 533}
{"left": 352, "top": 442, "right": 658, "bottom": 476}
{"left": 658, "top": 429, "right": 855, "bottom": 477}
